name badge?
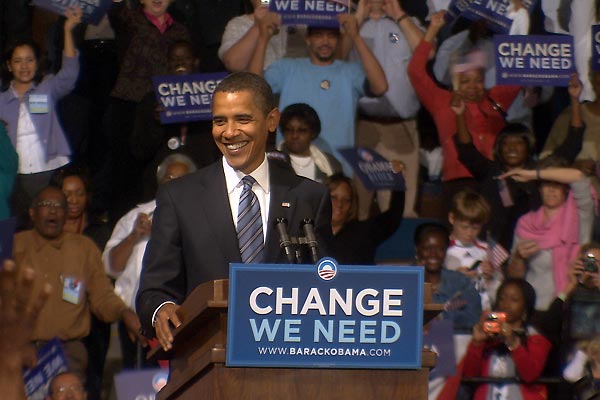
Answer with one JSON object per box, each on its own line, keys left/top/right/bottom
{"left": 62, "top": 276, "right": 83, "bottom": 305}
{"left": 29, "top": 94, "right": 49, "bottom": 114}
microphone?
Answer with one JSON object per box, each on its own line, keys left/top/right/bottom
{"left": 302, "top": 218, "right": 319, "bottom": 263}
{"left": 275, "top": 217, "right": 295, "bottom": 263}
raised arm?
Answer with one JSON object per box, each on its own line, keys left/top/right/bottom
{"left": 247, "top": 10, "right": 280, "bottom": 75}
{"left": 51, "top": 6, "right": 82, "bottom": 100}
{"left": 384, "top": 0, "right": 424, "bottom": 51}
{"left": 338, "top": 13, "right": 388, "bottom": 96}
{"left": 551, "top": 73, "right": 585, "bottom": 163}
{"left": 221, "top": 8, "right": 280, "bottom": 72}
{"left": 407, "top": 12, "right": 448, "bottom": 112}
{"left": 499, "top": 167, "right": 584, "bottom": 184}
{"left": 63, "top": 6, "right": 82, "bottom": 57}
{"left": 424, "top": 10, "right": 445, "bottom": 44}
{"left": 105, "top": 213, "right": 152, "bottom": 276}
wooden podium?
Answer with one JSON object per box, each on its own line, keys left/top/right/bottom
{"left": 150, "top": 280, "right": 443, "bottom": 400}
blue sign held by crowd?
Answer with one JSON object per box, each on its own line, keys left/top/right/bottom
{"left": 338, "top": 147, "right": 406, "bottom": 191}
{"left": 114, "top": 368, "right": 169, "bottom": 400}
{"left": 32, "top": 0, "right": 112, "bottom": 25}
{"left": 445, "top": 0, "right": 473, "bottom": 25}
{"left": 227, "top": 258, "right": 424, "bottom": 369}
{"left": 152, "top": 72, "right": 228, "bottom": 124}
{"left": 494, "top": 34, "right": 575, "bottom": 86}
{"left": 460, "top": 0, "right": 536, "bottom": 34}
{"left": 269, "top": 0, "right": 349, "bottom": 27}
{"left": 23, "top": 338, "right": 68, "bottom": 400}
{"left": 592, "top": 25, "right": 600, "bottom": 72}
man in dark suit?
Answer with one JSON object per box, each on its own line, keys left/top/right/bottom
{"left": 136, "top": 72, "right": 333, "bottom": 350}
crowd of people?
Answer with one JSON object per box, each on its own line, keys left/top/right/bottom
{"left": 2, "top": 0, "right": 600, "bottom": 399}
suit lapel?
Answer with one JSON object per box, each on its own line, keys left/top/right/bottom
{"left": 196, "top": 162, "right": 242, "bottom": 263}
{"left": 265, "top": 162, "right": 297, "bottom": 261}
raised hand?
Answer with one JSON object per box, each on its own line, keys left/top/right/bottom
{"left": 64, "top": 6, "right": 83, "bottom": 31}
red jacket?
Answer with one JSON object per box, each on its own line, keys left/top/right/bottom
{"left": 462, "top": 330, "right": 552, "bottom": 400}
{"left": 407, "top": 40, "right": 520, "bottom": 182}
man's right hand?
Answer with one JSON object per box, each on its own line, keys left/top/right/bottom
{"left": 131, "top": 213, "right": 152, "bottom": 242}
{"left": 255, "top": 8, "right": 281, "bottom": 39}
{"left": 155, "top": 303, "right": 182, "bottom": 351}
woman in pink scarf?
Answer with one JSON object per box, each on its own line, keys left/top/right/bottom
{"left": 502, "top": 157, "right": 594, "bottom": 311}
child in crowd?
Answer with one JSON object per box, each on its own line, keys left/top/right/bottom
{"left": 130, "top": 40, "right": 220, "bottom": 200}
{"left": 0, "top": 6, "right": 82, "bottom": 228}
{"left": 445, "top": 190, "right": 503, "bottom": 311}
{"left": 463, "top": 278, "right": 552, "bottom": 400}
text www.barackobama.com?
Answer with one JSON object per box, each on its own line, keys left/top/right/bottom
{"left": 257, "top": 347, "right": 392, "bottom": 357}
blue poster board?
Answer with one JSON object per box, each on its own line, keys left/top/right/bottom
{"left": 461, "top": 0, "right": 536, "bottom": 33}
{"left": 152, "top": 72, "right": 228, "bottom": 124}
{"left": 422, "top": 319, "right": 456, "bottom": 379}
{"left": 32, "top": 0, "right": 112, "bottom": 25}
{"left": 593, "top": 25, "right": 600, "bottom": 72}
{"left": 23, "top": 338, "right": 68, "bottom": 400}
{"left": 227, "top": 258, "right": 424, "bottom": 369}
{"left": 114, "top": 368, "right": 169, "bottom": 400}
{"left": 269, "top": 0, "right": 349, "bottom": 27}
{"left": 444, "top": 0, "right": 474, "bottom": 24}
{"left": 338, "top": 147, "right": 406, "bottom": 191}
{"left": 494, "top": 34, "right": 575, "bottom": 86}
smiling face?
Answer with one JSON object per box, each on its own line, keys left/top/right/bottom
{"left": 500, "top": 135, "right": 528, "bottom": 168}
{"left": 29, "top": 187, "right": 67, "bottom": 240}
{"left": 305, "top": 29, "right": 338, "bottom": 65}
{"left": 140, "top": 0, "right": 172, "bottom": 17}
{"left": 62, "top": 176, "right": 88, "bottom": 220}
{"left": 415, "top": 231, "right": 448, "bottom": 275}
{"left": 212, "top": 90, "right": 279, "bottom": 174}
{"left": 8, "top": 45, "right": 37, "bottom": 86}
{"left": 329, "top": 181, "right": 353, "bottom": 228}
{"left": 167, "top": 43, "right": 197, "bottom": 75}
{"left": 458, "top": 69, "right": 485, "bottom": 103}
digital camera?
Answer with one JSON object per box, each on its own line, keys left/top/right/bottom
{"left": 584, "top": 254, "right": 598, "bottom": 273}
{"left": 481, "top": 311, "right": 506, "bottom": 335}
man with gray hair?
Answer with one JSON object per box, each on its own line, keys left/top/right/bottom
{"left": 103, "top": 153, "right": 197, "bottom": 368}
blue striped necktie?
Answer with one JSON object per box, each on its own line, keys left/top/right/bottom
{"left": 237, "top": 176, "right": 264, "bottom": 263}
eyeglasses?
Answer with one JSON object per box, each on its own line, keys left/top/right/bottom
{"left": 52, "top": 384, "right": 84, "bottom": 397}
{"left": 36, "top": 200, "right": 65, "bottom": 210}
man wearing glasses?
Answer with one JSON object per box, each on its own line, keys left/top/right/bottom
{"left": 12, "top": 186, "right": 145, "bottom": 378}
{"left": 46, "top": 372, "right": 86, "bottom": 400}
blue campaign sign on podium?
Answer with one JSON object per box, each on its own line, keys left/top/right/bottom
{"left": 227, "top": 258, "right": 424, "bottom": 369}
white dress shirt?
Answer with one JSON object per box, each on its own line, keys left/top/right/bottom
{"left": 222, "top": 156, "right": 270, "bottom": 242}
{"left": 103, "top": 200, "right": 155, "bottom": 309}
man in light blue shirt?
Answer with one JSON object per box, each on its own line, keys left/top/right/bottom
{"left": 248, "top": 13, "right": 388, "bottom": 176}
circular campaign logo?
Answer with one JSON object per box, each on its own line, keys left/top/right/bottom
{"left": 317, "top": 257, "right": 338, "bottom": 281}
{"left": 152, "top": 371, "right": 169, "bottom": 392}
{"left": 358, "top": 148, "right": 374, "bottom": 162}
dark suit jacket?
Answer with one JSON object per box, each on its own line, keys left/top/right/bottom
{"left": 136, "top": 159, "right": 333, "bottom": 335}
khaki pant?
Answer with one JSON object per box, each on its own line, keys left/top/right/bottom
{"left": 355, "top": 118, "right": 420, "bottom": 219}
